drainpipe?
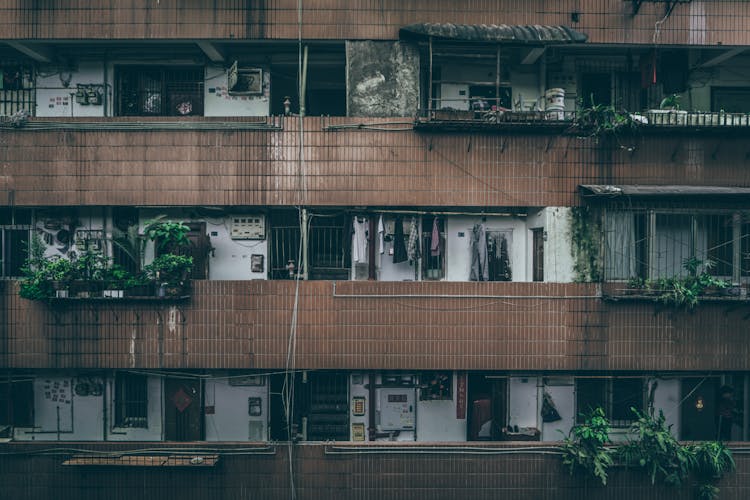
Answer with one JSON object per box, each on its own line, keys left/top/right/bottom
{"left": 300, "top": 45, "right": 308, "bottom": 117}
{"left": 301, "top": 208, "right": 309, "bottom": 280}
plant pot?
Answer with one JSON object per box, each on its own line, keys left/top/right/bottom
{"left": 125, "top": 283, "right": 155, "bottom": 298}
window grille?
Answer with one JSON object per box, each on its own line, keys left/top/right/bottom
{"left": 269, "top": 211, "right": 350, "bottom": 280}
{"left": 0, "top": 64, "right": 34, "bottom": 116}
{"left": 0, "top": 208, "right": 32, "bottom": 279}
{"left": 576, "top": 378, "right": 644, "bottom": 427}
{"left": 421, "top": 217, "right": 445, "bottom": 280}
{"left": 605, "top": 209, "right": 750, "bottom": 281}
{"left": 117, "top": 66, "right": 203, "bottom": 117}
{"left": 114, "top": 373, "right": 148, "bottom": 428}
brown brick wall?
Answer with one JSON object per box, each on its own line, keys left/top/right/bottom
{"left": 3, "top": 119, "right": 750, "bottom": 208}
{"left": 2, "top": 280, "right": 750, "bottom": 371}
{"left": 0, "top": 0, "right": 749, "bottom": 46}
{"left": 0, "top": 442, "right": 749, "bottom": 500}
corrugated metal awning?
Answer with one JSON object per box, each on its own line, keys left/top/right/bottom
{"left": 399, "top": 23, "right": 588, "bottom": 44}
{"left": 580, "top": 185, "right": 750, "bottom": 198}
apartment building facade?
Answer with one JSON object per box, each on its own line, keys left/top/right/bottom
{"left": 1, "top": 1, "right": 750, "bottom": 498}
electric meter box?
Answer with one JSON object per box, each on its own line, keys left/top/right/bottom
{"left": 230, "top": 214, "right": 265, "bottom": 240}
{"left": 376, "top": 388, "right": 415, "bottom": 431}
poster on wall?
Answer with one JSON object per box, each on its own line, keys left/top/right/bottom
{"left": 456, "top": 372, "right": 467, "bottom": 419}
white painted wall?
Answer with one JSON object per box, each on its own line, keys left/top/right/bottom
{"left": 107, "top": 376, "right": 163, "bottom": 441}
{"left": 445, "top": 215, "right": 526, "bottom": 282}
{"left": 539, "top": 378, "right": 575, "bottom": 441}
{"left": 36, "top": 62, "right": 106, "bottom": 118}
{"left": 508, "top": 377, "right": 539, "bottom": 430}
{"left": 14, "top": 375, "right": 103, "bottom": 441}
{"left": 140, "top": 209, "right": 268, "bottom": 280}
{"left": 205, "top": 378, "right": 268, "bottom": 441}
{"left": 204, "top": 65, "right": 270, "bottom": 117}
{"left": 37, "top": 208, "right": 106, "bottom": 260}
{"left": 416, "top": 374, "right": 466, "bottom": 442}
{"left": 650, "top": 377, "right": 681, "bottom": 438}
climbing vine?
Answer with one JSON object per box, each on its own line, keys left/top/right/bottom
{"left": 570, "top": 206, "right": 602, "bottom": 283}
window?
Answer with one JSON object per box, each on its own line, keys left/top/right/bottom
{"left": 711, "top": 87, "right": 750, "bottom": 113}
{"left": 0, "top": 377, "right": 34, "bottom": 428}
{"left": 576, "top": 378, "right": 644, "bottom": 427}
{"left": 115, "top": 373, "right": 148, "bottom": 428}
{"left": 605, "top": 209, "right": 750, "bottom": 281}
{"left": 0, "top": 64, "right": 34, "bottom": 116}
{"left": 486, "top": 230, "right": 512, "bottom": 281}
{"left": 419, "top": 372, "right": 452, "bottom": 400}
{"left": 0, "top": 208, "right": 31, "bottom": 278}
{"left": 117, "top": 66, "right": 203, "bottom": 117}
{"left": 269, "top": 210, "right": 350, "bottom": 280}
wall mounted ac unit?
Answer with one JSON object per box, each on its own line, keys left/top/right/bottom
{"left": 228, "top": 61, "right": 263, "bottom": 95}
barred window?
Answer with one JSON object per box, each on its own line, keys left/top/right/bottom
{"left": 115, "top": 373, "right": 148, "bottom": 428}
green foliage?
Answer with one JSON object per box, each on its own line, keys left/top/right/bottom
{"left": 72, "top": 248, "right": 109, "bottom": 281}
{"left": 111, "top": 224, "right": 147, "bottom": 272}
{"left": 559, "top": 407, "right": 614, "bottom": 485}
{"left": 102, "top": 264, "right": 132, "bottom": 287}
{"left": 143, "top": 254, "right": 193, "bottom": 286}
{"left": 616, "top": 409, "right": 694, "bottom": 487}
{"left": 574, "top": 96, "right": 640, "bottom": 150}
{"left": 628, "top": 258, "right": 729, "bottom": 308}
{"left": 689, "top": 441, "right": 735, "bottom": 500}
{"left": 145, "top": 220, "right": 191, "bottom": 254}
{"left": 659, "top": 94, "right": 681, "bottom": 110}
{"left": 570, "top": 206, "right": 602, "bottom": 282}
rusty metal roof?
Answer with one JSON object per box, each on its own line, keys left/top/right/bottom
{"left": 399, "top": 23, "right": 588, "bottom": 44}
{"left": 580, "top": 185, "right": 750, "bottom": 197}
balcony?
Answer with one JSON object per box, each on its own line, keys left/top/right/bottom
{"left": 2, "top": 279, "right": 750, "bottom": 372}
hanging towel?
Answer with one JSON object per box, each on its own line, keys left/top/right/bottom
{"left": 392, "top": 216, "right": 408, "bottom": 264}
{"left": 407, "top": 216, "right": 420, "bottom": 263}
{"left": 470, "top": 223, "right": 488, "bottom": 281}
{"left": 430, "top": 217, "right": 440, "bottom": 257}
{"left": 378, "top": 215, "right": 385, "bottom": 254}
{"left": 352, "top": 216, "right": 368, "bottom": 263}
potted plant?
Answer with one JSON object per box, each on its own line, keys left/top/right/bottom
{"left": 143, "top": 254, "right": 193, "bottom": 297}
{"left": 69, "top": 248, "right": 108, "bottom": 298}
{"left": 102, "top": 264, "right": 131, "bottom": 298}
{"left": 123, "top": 273, "right": 154, "bottom": 298}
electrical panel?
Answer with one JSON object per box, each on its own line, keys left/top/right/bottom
{"left": 376, "top": 388, "right": 415, "bottom": 431}
{"left": 230, "top": 215, "right": 265, "bottom": 240}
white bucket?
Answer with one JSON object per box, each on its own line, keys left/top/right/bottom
{"left": 545, "top": 88, "right": 565, "bottom": 111}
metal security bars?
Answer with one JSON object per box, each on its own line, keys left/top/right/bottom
{"left": 114, "top": 373, "right": 148, "bottom": 428}
{"left": 0, "top": 64, "right": 34, "bottom": 116}
{"left": 116, "top": 66, "right": 204, "bottom": 117}
{"left": 604, "top": 209, "right": 750, "bottom": 282}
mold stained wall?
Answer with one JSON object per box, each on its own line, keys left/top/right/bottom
{"left": 346, "top": 41, "right": 420, "bottom": 117}
{"left": 139, "top": 209, "right": 268, "bottom": 281}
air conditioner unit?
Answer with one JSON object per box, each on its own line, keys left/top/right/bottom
{"left": 227, "top": 61, "right": 263, "bottom": 95}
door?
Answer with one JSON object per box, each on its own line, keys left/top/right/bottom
{"left": 680, "top": 378, "right": 718, "bottom": 441}
{"left": 164, "top": 378, "right": 203, "bottom": 441}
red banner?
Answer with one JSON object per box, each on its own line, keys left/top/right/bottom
{"left": 456, "top": 372, "right": 467, "bottom": 419}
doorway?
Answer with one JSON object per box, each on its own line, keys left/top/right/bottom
{"left": 164, "top": 377, "right": 203, "bottom": 441}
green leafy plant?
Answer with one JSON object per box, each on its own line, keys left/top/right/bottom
{"left": 659, "top": 94, "right": 681, "bottom": 111}
{"left": 573, "top": 96, "right": 640, "bottom": 150}
{"left": 72, "top": 247, "right": 109, "bottom": 281}
{"left": 570, "top": 206, "right": 602, "bottom": 282}
{"left": 111, "top": 224, "right": 147, "bottom": 273}
{"left": 689, "top": 441, "right": 735, "bottom": 500}
{"left": 616, "top": 408, "right": 694, "bottom": 487}
{"left": 626, "top": 258, "right": 729, "bottom": 308}
{"left": 102, "top": 264, "right": 132, "bottom": 288}
{"left": 145, "top": 220, "right": 191, "bottom": 254}
{"left": 559, "top": 407, "right": 614, "bottom": 485}
{"left": 143, "top": 254, "right": 193, "bottom": 286}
